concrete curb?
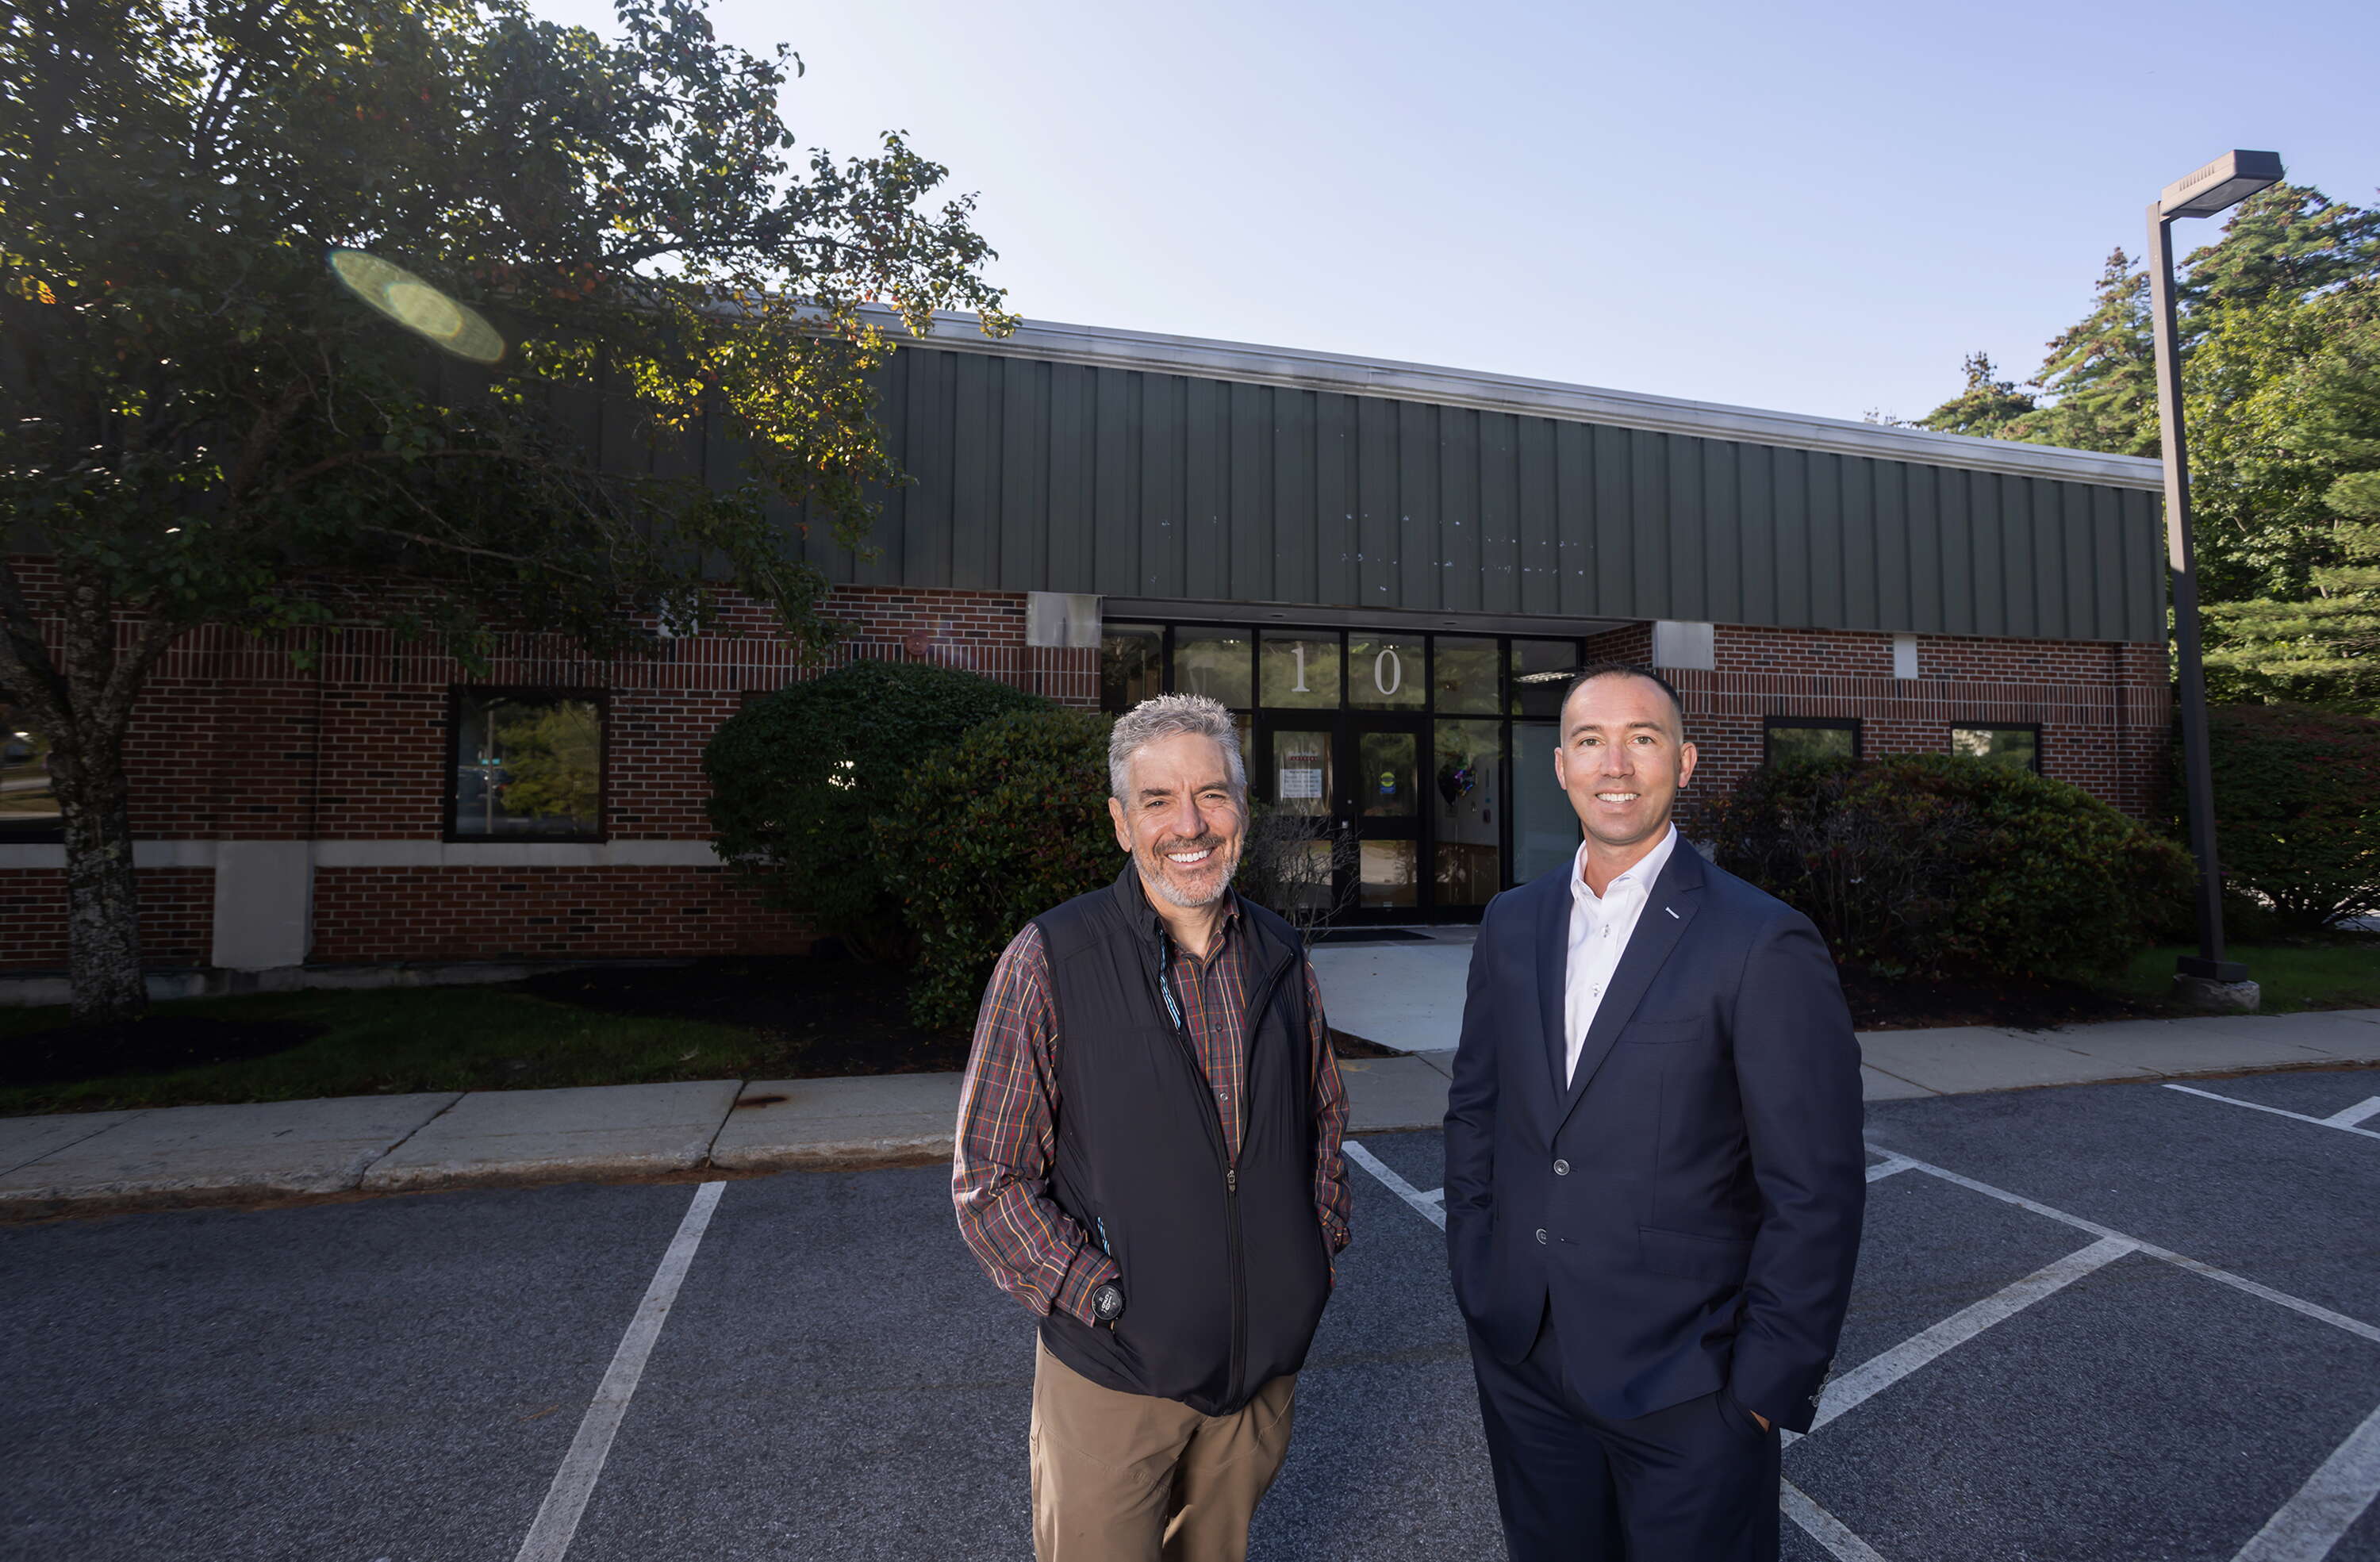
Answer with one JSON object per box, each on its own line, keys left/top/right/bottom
{"left": 2, "top": 1009, "right": 2374, "bottom": 1221}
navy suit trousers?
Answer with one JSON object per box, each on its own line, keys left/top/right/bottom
{"left": 1470, "top": 1307, "right": 1780, "bottom": 1562}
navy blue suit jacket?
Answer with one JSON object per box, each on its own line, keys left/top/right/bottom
{"left": 1442, "top": 839, "right": 1865, "bottom": 1435}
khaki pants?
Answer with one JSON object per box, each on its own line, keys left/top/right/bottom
{"left": 1029, "top": 1338, "right": 1298, "bottom": 1562}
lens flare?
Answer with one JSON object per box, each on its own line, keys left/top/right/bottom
{"left": 328, "top": 248, "right": 505, "bottom": 364}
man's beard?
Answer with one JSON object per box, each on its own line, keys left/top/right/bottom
{"left": 1138, "top": 831, "right": 1239, "bottom": 908}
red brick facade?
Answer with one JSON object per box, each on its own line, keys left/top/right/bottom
{"left": 0, "top": 573, "right": 2168, "bottom": 973}
{"left": 0, "top": 581, "right": 1095, "bottom": 973}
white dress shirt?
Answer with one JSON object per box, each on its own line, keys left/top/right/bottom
{"left": 1563, "top": 824, "right": 1679, "bottom": 1085}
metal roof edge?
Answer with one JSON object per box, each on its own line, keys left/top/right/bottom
{"left": 880, "top": 308, "right": 2167, "bottom": 493}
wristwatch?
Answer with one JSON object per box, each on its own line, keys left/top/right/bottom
{"left": 1091, "top": 1282, "right": 1126, "bottom": 1324}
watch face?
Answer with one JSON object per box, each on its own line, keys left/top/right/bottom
{"left": 1092, "top": 1284, "right": 1124, "bottom": 1321}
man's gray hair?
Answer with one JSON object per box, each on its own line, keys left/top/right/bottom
{"left": 1108, "top": 693, "right": 1247, "bottom": 800}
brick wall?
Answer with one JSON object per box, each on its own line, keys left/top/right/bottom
{"left": 0, "top": 868, "right": 214, "bottom": 969}
{"left": 309, "top": 865, "right": 805, "bottom": 963}
{"left": 1673, "top": 625, "right": 2170, "bottom": 820}
{"left": 0, "top": 563, "right": 2167, "bottom": 966}
{"left": 0, "top": 575, "right": 1092, "bottom": 970}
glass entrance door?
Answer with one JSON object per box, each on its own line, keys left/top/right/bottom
{"left": 1342, "top": 715, "right": 1426, "bottom": 916}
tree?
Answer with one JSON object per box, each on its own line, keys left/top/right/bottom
{"left": 2202, "top": 319, "right": 2380, "bottom": 712}
{"left": 1914, "top": 182, "right": 2380, "bottom": 664}
{"left": 0, "top": 0, "right": 1012, "bottom": 1021}
{"left": 1910, "top": 351, "right": 2034, "bottom": 440}
{"left": 2022, "top": 248, "right": 2159, "bottom": 458}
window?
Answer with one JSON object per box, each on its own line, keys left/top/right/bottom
{"left": 1347, "top": 633, "right": 1425, "bottom": 710}
{"left": 448, "top": 689, "right": 605, "bottom": 840}
{"left": 1173, "top": 631, "right": 1253, "bottom": 708}
{"left": 1952, "top": 724, "right": 2040, "bottom": 772}
{"left": 1510, "top": 639, "right": 1580, "bottom": 718}
{"left": 1100, "top": 625, "right": 1163, "bottom": 712}
{"left": 1431, "top": 636, "right": 1500, "bottom": 715}
{"left": 0, "top": 708, "right": 60, "bottom": 838}
{"left": 1260, "top": 631, "right": 1341, "bottom": 708}
{"left": 1764, "top": 716, "right": 1860, "bottom": 766}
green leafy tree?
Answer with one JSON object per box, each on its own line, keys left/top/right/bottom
{"left": 492, "top": 702, "right": 601, "bottom": 821}
{"left": 0, "top": 0, "right": 1012, "bottom": 1019}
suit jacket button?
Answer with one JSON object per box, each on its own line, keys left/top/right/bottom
{"left": 1553, "top": 1159, "right": 1570, "bottom": 1176}
{"left": 1535, "top": 1228, "right": 1549, "bottom": 1245}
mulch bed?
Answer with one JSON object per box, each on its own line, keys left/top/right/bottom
{"left": 1837, "top": 965, "right": 2167, "bottom": 1031}
{"left": 0, "top": 1018, "right": 327, "bottom": 1087}
{"left": 519, "top": 956, "right": 1409, "bottom": 1073}
{"left": 516, "top": 956, "right": 976, "bottom": 1077}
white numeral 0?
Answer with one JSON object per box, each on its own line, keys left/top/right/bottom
{"left": 1373, "top": 647, "right": 1403, "bottom": 697}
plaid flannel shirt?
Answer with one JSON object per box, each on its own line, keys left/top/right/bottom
{"left": 952, "top": 894, "right": 1353, "bottom": 1326}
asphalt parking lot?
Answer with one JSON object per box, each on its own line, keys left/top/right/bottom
{"left": 6, "top": 1065, "right": 2378, "bottom": 1562}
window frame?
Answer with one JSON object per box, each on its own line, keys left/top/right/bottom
{"left": 443, "top": 685, "right": 611, "bottom": 845}
{"left": 1762, "top": 714, "right": 1863, "bottom": 766}
{"left": 1949, "top": 722, "right": 2044, "bottom": 773}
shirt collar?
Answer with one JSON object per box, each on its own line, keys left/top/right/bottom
{"left": 1572, "top": 824, "right": 1679, "bottom": 910}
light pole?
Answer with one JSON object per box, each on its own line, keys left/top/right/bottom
{"left": 2148, "top": 149, "right": 2282, "bottom": 1003}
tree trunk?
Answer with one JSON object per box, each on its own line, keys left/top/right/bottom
{"left": 56, "top": 715, "right": 147, "bottom": 1024}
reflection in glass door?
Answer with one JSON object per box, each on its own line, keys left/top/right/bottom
{"left": 1348, "top": 717, "right": 1423, "bottom": 911}
{"left": 1260, "top": 724, "right": 1338, "bottom": 915}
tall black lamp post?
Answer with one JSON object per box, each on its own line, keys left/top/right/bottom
{"left": 2148, "top": 150, "right": 2282, "bottom": 998}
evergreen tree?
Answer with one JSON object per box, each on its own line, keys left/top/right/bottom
{"left": 2179, "top": 184, "right": 2380, "bottom": 313}
{"left": 1914, "top": 180, "right": 2380, "bottom": 675}
{"left": 1912, "top": 351, "right": 2034, "bottom": 439}
{"left": 2022, "top": 249, "right": 2157, "bottom": 457}
{"left": 2202, "top": 313, "right": 2380, "bottom": 711}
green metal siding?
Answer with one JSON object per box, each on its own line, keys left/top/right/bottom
{"left": 794, "top": 347, "right": 2167, "bottom": 644}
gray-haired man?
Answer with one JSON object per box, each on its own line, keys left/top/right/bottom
{"left": 953, "top": 693, "right": 1353, "bottom": 1562}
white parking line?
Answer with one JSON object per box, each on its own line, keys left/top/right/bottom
{"left": 1344, "top": 1139, "right": 1446, "bottom": 1230}
{"left": 2163, "top": 1084, "right": 2380, "bottom": 1144}
{"left": 2325, "top": 1097, "right": 2380, "bottom": 1130}
{"left": 513, "top": 1180, "right": 726, "bottom": 1562}
{"left": 1868, "top": 1145, "right": 2380, "bottom": 1349}
{"left": 1808, "top": 1237, "right": 2135, "bottom": 1433}
{"left": 2232, "top": 1399, "right": 2380, "bottom": 1562}
{"left": 1866, "top": 1156, "right": 1914, "bottom": 1184}
{"left": 1780, "top": 1481, "right": 1891, "bottom": 1562}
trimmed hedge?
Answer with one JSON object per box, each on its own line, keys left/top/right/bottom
{"left": 2205, "top": 703, "right": 2380, "bottom": 931}
{"left": 1706, "top": 754, "right": 2192, "bottom": 981}
{"left": 875, "top": 708, "right": 1119, "bottom": 1030}
{"left": 703, "top": 661, "right": 1048, "bottom": 956}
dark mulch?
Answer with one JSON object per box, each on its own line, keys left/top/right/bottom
{"left": 517, "top": 956, "right": 1411, "bottom": 1075}
{"left": 514, "top": 956, "right": 974, "bottom": 1077}
{"left": 0, "top": 1018, "right": 327, "bottom": 1086}
{"left": 1838, "top": 965, "right": 2167, "bottom": 1032}
{"left": 1330, "top": 1028, "right": 1404, "bottom": 1059}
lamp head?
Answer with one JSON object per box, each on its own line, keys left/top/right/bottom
{"left": 2159, "top": 151, "right": 2284, "bottom": 220}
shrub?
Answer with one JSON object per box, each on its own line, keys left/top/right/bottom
{"left": 875, "top": 708, "right": 1119, "bottom": 1030}
{"left": 1706, "top": 754, "right": 2193, "bottom": 981}
{"left": 704, "top": 661, "right": 1048, "bottom": 955}
{"left": 2203, "top": 703, "right": 2380, "bottom": 931}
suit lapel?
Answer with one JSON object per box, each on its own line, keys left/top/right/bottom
{"left": 1553, "top": 843, "right": 1706, "bottom": 1135}
{"left": 1533, "top": 868, "right": 1571, "bottom": 1105}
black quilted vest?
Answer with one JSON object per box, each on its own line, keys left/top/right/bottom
{"left": 1033, "top": 867, "right": 1333, "bottom": 1414}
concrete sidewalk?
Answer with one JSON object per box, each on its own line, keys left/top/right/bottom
{"left": 3, "top": 1009, "right": 2376, "bottom": 1220}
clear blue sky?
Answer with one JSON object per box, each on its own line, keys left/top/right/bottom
{"left": 533, "top": 0, "right": 2378, "bottom": 428}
